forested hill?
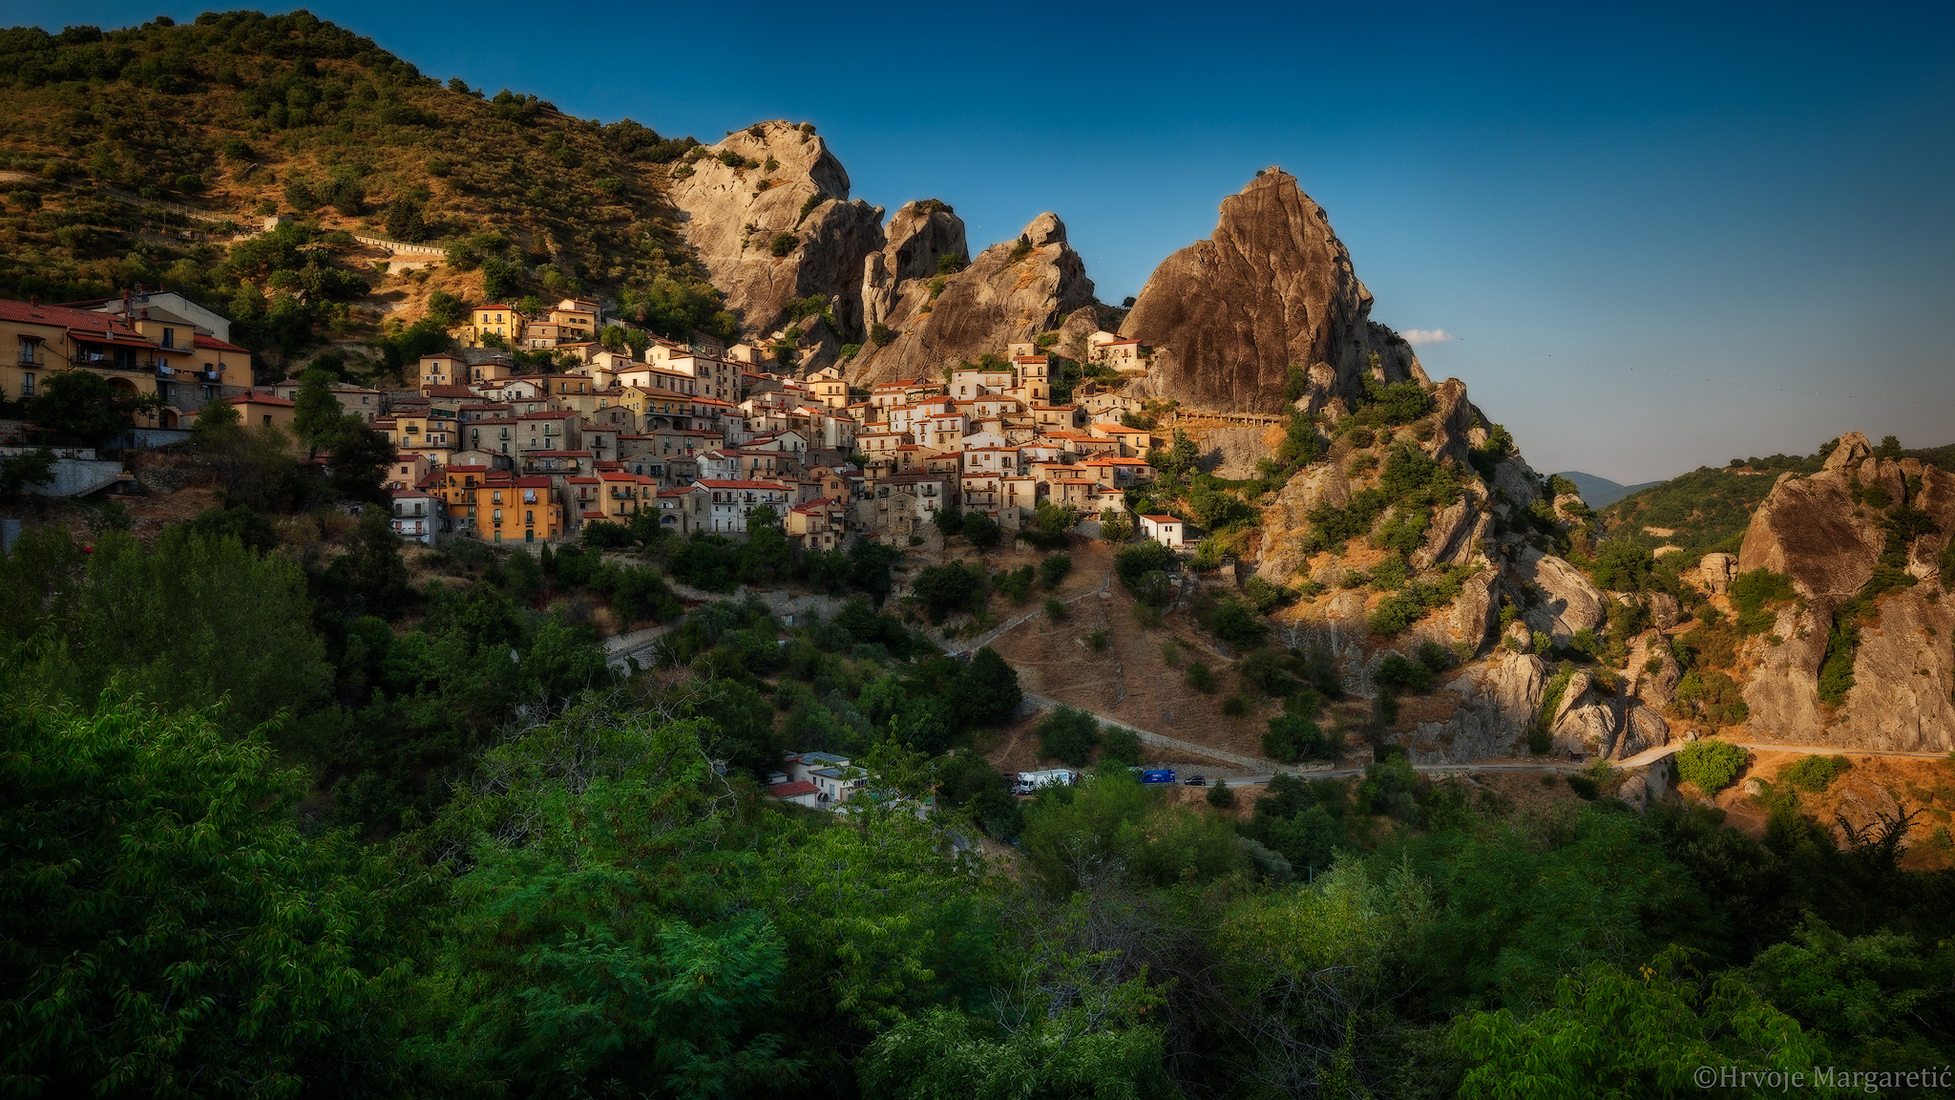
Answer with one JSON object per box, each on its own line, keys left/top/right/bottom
{"left": 0, "top": 11, "right": 732, "bottom": 338}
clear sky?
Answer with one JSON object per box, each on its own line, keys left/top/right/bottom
{"left": 16, "top": 0, "right": 1955, "bottom": 481}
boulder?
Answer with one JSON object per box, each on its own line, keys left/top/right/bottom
{"left": 1738, "top": 458, "right": 1882, "bottom": 601}
{"left": 1699, "top": 553, "right": 1737, "bottom": 595}
{"left": 1516, "top": 548, "right": 1606, "bottom": 643}
{"left": 1120, "top": 168, "right": 1425, "bottom": 413}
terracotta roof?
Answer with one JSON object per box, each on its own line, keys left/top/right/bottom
{"left": 694, "top": 479, "right": 792, "bottom": 491}
{"left": 767, "top": 780, "right": 819, "bottom": 798}
{"left": 229, "top": 391, "right": 294, "bottom": 407}
{"left": 192, "top": 333, "right": 248, "bottom": 353}
{"left": 1140, "top": 514, "right": 1180, "bottom": 523}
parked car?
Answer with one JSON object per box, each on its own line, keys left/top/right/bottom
{"left": 1182, "top": 775, "right": 1207, "bottom": 787}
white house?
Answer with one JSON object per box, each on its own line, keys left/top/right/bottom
{"left": 390, "top": 489, "right": 439, "bottom": 545}
{"left": 1138, "top": 513, "right": 1185, "bottom": 548}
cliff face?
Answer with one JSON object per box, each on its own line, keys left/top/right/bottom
{"left": 1735, "top": 432, "right": 1955, "bottom": 751}
{"left": 848, "top": 212, "right": 1097, "bottom": 384}
{"left": 667, "top": 121, "right": 885, "bottom": 338}
{"left": 861, "top": 200, "right": 968, "bottom": 333}
{"left": 1122, "top": 168, "right": 1425, "bottom": 413}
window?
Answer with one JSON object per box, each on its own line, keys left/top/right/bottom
{"left": 21, "top": 372, "right": 35, "bottom": 396}
{"left": 161, "top": 328, "right": 174, "bottom": 348}
{"left": 17, "top": 337, "right": 36, "bottom": 365}
{"left": 524, "top": 510, "right": 534, "bottom": 526}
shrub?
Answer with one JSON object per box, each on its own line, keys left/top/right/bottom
{"left": 1038, "top": 707, "right": 1099, "bottom": 766}
{"left": 1730, "top": 569, "right": 1796, "bottom": 635}
{"left": 769, "top": 231, "right": 796, "bottom": 257}
{"left": 1100, "top": 727, "right": 1141, "bottom": 766}
{"left": 1044, "top": 597, "right": 1068, "bottom": 622}
{"left": 1207, "top": 779, "right": 1236, "bottom": 809}
{"left": 1781, "top": 754, "right": 1851, "bottom": 793}
{"left": 1185, "top": 662, "right": 1216, "bottom": 693}
{"left": 1202, "top": 593, "right": 1269, "bottom": 649}
{"left": 1263, "top": 696, "right": 1337, "bottom": 762}
{"left": 1675, "top": 739, "right": 1750, "bottom": 794}
{"left": 1037, "top": 552, "right": 1073, "bottom": 589}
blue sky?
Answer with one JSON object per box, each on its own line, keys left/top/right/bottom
{"left": 16, "top": 0, "right": 1955, "bottom": 481}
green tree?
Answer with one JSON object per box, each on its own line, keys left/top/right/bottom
{"left": 961, "top": 510, "right": 1001, "bottom": 550}
{"left": 952, "top": 648, "right": 1022, "bottom": 727}
{"left": 0, "top": 700, "right": 416, "bottom": 1097}
{"left": 291, "top": 366, "right": 342, "bottom": 456}
{"left": 0, "top": 447, "right": 55, "bottom": 501}
{"left": 1038, "top": 706, "right": 1100, "bottom": 765}
{"left": 28, "top": 370, "right": 150, "bottom": 446}
{"left": 1451, "top": 950, "right": 1826, "bottom": 1098}
{"left": 0, "top": 527, "right": 332, "bottom": 738}
{"left": 189, "top": 392, "right": 243, "bottom": 451}
{"left": 1675, "top": 740, "right": 1750, "bottom": 794}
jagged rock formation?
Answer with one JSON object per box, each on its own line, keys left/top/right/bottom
{"left": 860, "top": 200, "right": 968, "bottom": 333}
{"left": 1514, "top": 548, "right": 1607, "bottom": 644}
{"left": 1122, "top": 168, "right": 1426, "bottom": 413}
{"left": 1404, "top": 651, "right": 1544, "bottom": 762}
{"left": 668, "top": 121, "right": 884, "bottom": 338}
{"left": 848, "top": 212, "right": 1096, "bottom": 384}
{"left": 1734, "top": 432, "right": 1955, "bottom": 750}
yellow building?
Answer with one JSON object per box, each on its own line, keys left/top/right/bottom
{"left": 0, "top": 299, "right": 172, "bottom": 413}
{"left": 229, "top": 391, "right": 298, "bottom": 433}
{"left": 472, "top": 473, "right": 564, "bottom": 545}
{"left": 470, "top": 305, "right": 524, "bottom": 346}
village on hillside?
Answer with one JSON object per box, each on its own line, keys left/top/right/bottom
{"left": 1, "top": 289, "right": 1198, "bottom": 556}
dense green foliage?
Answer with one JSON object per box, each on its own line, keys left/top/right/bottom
{"left": 1676, "top": 739, "right": 1751, "bottom": 794}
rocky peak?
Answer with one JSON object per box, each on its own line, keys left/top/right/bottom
{"left": 861, "top": 199, "right": 968, "bottom": 331}
{"left": 667, "top": 120, "right": 884, "bottom": 340}
{"left": 1122, "top": 168, "right": 1424, "bottom": 413}
{"left": 848, "top": 212, "right": 1096, "bottom": 383}
{"left": 1824, "top": 430, "right": 1873, "bottom": 471}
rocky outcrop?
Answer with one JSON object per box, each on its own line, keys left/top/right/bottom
{"left": 668, "top": 121, "right": 884, "bottom": 338}
{"left": 1121, "top": 168, "right": 1426, "bottom": 413}
{"left": 860, "top": 199, "right": 968, "bottom": 332}
{"left": 1733, "top": 434, "right": 1955, "bottom": 750}
{"left": 1547, "top": 674, "right": 1669, "bottom": 760}
{"left": 1514, "top": 548, "right": 1606, "bottom": 643}
{"left": 1700, "top": 553, "right": 1737, "bottom": 596}
{"left": 849, "top": 213, "right": 1096, "bottom": 384}
{"left": 1404, "top": 651, "right": 1545, "bottom": 762}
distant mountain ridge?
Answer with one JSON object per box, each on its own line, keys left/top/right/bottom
{"left": 1554, "top": 471, "right": 1661, "bottom": 509}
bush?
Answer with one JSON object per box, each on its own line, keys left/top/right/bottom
{"left": 1263, "top": 696, "right": 1337, "bottom": 763}
{"left": 1100, "top": 727, "right": 1141, "bottom": 767}
{"left": 1185, "top": 662, "right": 1215, "bottom": 693}
{"left": 1207, "top": 779, "right": 1236, "bottom": 809}
{"left": 1043, "top": 597, "right": 1068, "bottom": 622}
{"left": 1781, "top": 754, "right": 1851, "bottom": 793}
{"left": 1038, "top": 707, "right": 1099, "bottom": 766}
{"left": 769, "top": 231, "right": 796, "bottom": 257}
{"left": 1675, "top": 739, "right": 1750, "bottom": 794}
{"left": 1730, "top": 569, "right": 1796, "bottom": 635}
{"left": 1202, "top": 593, "right": 1268, "bottom": 649}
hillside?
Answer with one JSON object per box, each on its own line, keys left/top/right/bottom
{"left": 1599, "top": 454, "right": 1821, "bottom": 560}
{"left": 1553, "top": 470, "right": 1658, "bottom": 509}
{"left": 0, "top": 12, "right": 730, "bottom": 345}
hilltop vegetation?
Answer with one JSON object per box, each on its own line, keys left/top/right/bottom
{"left": 1600, "top": 450, "right": 1824, "bottom": 560}
{"left": 0, "top": 11, "right": 731, "bottom": 348}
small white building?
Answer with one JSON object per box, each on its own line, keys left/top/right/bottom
{"left": 390, "top": 489, "right": 439, "bottom": 545}
{"left": 780, "top": 751, "right": 867, "bottom": 809}
{"left": 1138, "top": 513, "right": 1185, "bottom": 548}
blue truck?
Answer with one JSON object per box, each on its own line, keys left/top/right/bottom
{"left": 1138, "top": 768, "right": 1178, "bottom": 785}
